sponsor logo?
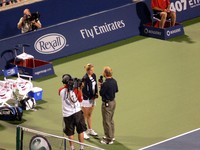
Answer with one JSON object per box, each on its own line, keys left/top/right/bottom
{"left": 144, "top": 28, "right": 149, "bottom": 34}
{"left": 166, "top": 28, "right": 182, "bottom": 36}
{"left": 144, "top": 28, "right": 162, "bottom": 35}
{"left": 1, "top": 109, "right": 10, "bottom": 115}
{"left": 189, "top": 0, "right": 200, "bottom": 8}
{"left": 170, "top": 0, "right": 200, "bottom": 12}
{"left": 34, "top": 33, "right": 68, "bottom": 54}
{"left": 167, "top": 31, "right": 171, "bottom": 36}
{"left": 29, "top": 135, "right": 52, "bottom": 150}
{"left": 34, "top": 68, "right": 52, "bottom": 76}
{"left": 170, "top": 0, "right": 187, "bottom": 12}
{"left": 80, "top": 20, "right": 125, "bottom": 39}
{"left": 7, "top": 68, "right": 17, "bottom": 76}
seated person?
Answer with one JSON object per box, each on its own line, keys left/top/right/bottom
{"left": 17, "top": 9, "right": 42, "bottom": 33}
{"left": 1, "top": 0, "right": 11, "bottom": 7}
{"left": 1, "top": 0, "right": 22, "bottom": 7}
{"left": 152, "top": 0, "right": 176, "bottom": 28}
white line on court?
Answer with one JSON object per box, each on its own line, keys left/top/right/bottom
{"left": 138, "top": 128, "right": 200, "bottom": 150}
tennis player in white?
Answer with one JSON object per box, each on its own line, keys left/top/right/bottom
{"left": 81, "top": 64, "right": 98, "bottom": 139}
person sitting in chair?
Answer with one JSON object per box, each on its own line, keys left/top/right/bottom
{"left": 152, "top": 0, "right": 176, "bottom": 28}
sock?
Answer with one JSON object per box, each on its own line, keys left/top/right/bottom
{"left": 70, "top": 145, "right": 75, "bottom": 150}
{"left": 80, "top": 144, "right": 84, "bottom": 150}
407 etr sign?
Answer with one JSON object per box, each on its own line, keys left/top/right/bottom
{"left": 170, "top": 0, "right": 200, "bottom": 12}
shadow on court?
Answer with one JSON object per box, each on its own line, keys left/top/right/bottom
{"left": 85, "top": 135, "right": 168, "bottom": 150}
{"left": 0, "top": 124, "right": 6, "bottom": 131}
{"left": 168, "top": 34, "right": 195, "bottom": 43}
{"left": 87, "top": 137, "right": 132, "bottom": 150}
{"left": 6, "top": 119, "right": 27, "bottom": 125}
{"left": 168, "top": 17, "right": 200, "bottom": 43}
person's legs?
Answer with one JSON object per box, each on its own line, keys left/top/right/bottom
{"left": 159, "top": 12, "right": 167, "bottom": 28}
{"left": 63, "top": 116, "right": 75, "bottom": 150}
{"left": 82, "top": 107, "right": 90, "bottom": 139}
{"left": 82, "top": 101, "right": 97, "bottom": 136}
{"left": 87, "top": 106, "right": 98, "bottom": 135}
{"left": 87, "top": 106, "right": 94, "bottom": 129}
{"left": 82, "top": 106, "right": 94, "bottom": 129}
{"left": 102, "top": 103, "right": 108, "bottom": 139}
{"left": 101, "top": 102, "right": 113, "bottom": 142}
{"left": 110, "top": 101, "right": 116, "bottom": 139}
{"left": 170, "top": 11, "right": 176, "bottom": 26}
{"left": 82, "top": 107, "right": 88, "bottom": 124}
{"left": 68, "top": 135, "right": 75, "bottom": 150}
{"left": 76, "top": 111, "right": 87, "bottom": 149}
{"left": 78, "top": 132, "right": 84, "bottom": 142}
{"left": 78, "top": 132, "right": 84, "bottom": 150}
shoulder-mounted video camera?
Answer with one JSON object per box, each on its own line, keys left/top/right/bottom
{"left": 62, "top": 74, "right": 84, "bottom": 91}
{"left": 98, "top": 75, "right": 104, "bottom": 83}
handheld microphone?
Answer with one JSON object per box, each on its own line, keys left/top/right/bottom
{"left": 98, "top": 75, "right": 103, "bottom": 83}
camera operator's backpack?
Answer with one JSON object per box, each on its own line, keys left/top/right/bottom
{"left": 20, "top": 97, "right": 36, "bottom": 110}
{"left": 0, "top": 106, "right": 23, "bottom": 121}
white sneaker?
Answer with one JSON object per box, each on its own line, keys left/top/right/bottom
{"left": 88, "top": 129, "right": 98, "bottom": 136}
{"left": 83, "top": 132, "right": 90, "bottom": 139}
{"left": 103, "top": 136, "right": 115, "bottom": 141}
{"left": 108, "top": 140, "right": 114, "bottom": 145}
{"left": 100, "top": 139, "right": 114, "bottom": 145}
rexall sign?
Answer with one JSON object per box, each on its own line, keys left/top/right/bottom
{"left": 34, "top": 33, "right": 68, "bottom": 54}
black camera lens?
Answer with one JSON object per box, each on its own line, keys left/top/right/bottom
{"left": 98, "top": 75, "right": 103, "bottom": 83}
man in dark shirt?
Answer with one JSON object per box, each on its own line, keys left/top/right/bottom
{"left": 99, "top": 66, "right": 118, "bottom": 144}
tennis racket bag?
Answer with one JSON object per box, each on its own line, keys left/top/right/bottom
{"left": 0, "top": 106, "right": 23, "bottom": 121}
{"left": 20, "top": 97, "right": 36, "bottom": 110}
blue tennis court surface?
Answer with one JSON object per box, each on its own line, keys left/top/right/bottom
{"left": 139, "top": 128, "right": 200, "bottom": 150}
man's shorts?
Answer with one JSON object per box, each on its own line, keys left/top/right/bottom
{"left": 153, "top": 10, "right": 171, "bottom": 20}
{"left": 63, "top": 111, "right": 87, "bottom": 136}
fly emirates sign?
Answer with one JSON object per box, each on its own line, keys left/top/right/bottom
{"left": 80, "top": 20, "right": 126, "bottom": 39}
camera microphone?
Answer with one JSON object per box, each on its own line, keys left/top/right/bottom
{"left": 98, "top": 75, "right": 103, "bottom": 83}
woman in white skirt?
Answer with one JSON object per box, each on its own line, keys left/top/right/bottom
{"left": 81, "top": 64, "right": 98, "bottom": 139}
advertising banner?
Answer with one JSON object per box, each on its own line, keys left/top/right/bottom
{"left": 170, "top": 0, "right": 200, "bottom": 22}
{"left": 141, "top": 24, "right": 185, "bottom": 40}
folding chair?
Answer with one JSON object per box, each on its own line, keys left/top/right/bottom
{"left": 2, "top": 66, "right": 33, "bottom": 101}
{"left": 0, "top": 81, "right": 13, "bottom": 107}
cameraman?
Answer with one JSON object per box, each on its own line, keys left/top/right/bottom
{"left": 59, "top": 74, "right": 87, "bottom": 150}
{"left": 99, "top": 66, "right": 118, "bottom": 145}
{"left": 17, "top": 9, "right": 42, "bottom": 33}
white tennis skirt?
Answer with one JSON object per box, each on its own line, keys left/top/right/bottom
{"left": 81, "top": 99, "right": 96, "bottom": 107}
